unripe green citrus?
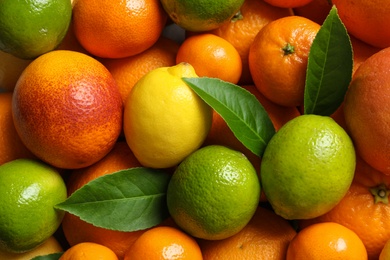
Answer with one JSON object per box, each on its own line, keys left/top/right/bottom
{"left": 0, "top": 159, "right": 67, "bottom": 253}
{"left": 260, "top": 114, "right": 356, "bottom": 220}
{"left": 160, "top": 0, "right": 245, "bottom": 32}
{"left": 167, "top": 145, "right": 261, "bottom": 240}
{"left": 0, "top": 0, "right": 72, "bottom": 59}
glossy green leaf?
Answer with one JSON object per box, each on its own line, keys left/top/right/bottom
{"left": 55, "top": 167, "right": 170, "bottom": 232}
{"left": 183, "top": 77, "right": 275, "bottom": 157}
{"left": 304, "top": 5, "right": 353, "bottom": 115}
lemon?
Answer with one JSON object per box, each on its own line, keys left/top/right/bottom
{"left": 160, "top": 0, "right": 245, "bottom": 32}
{"left": 260, "top": 114, "right": 356, "bottom": 220}
{"left": 0, "top": 159, "right": 67, "bottom": 253}
{"left": 0, "top": 0, "right": 72, "bottom": 59}
{"left": 167, "top": 145, "right": 261, "bottom": 240}
{"left": 123, "top": 62, "right": 212, "bottom": 168}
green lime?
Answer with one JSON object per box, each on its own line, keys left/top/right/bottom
{"left": 0, "top": 0, "right": 72, "bottom": 59}
{"left": 0, "top": 159, "right": 67, "bottom": 253}
{"left": 167, "top": 145, "right": 261, "bottom": 240}
{"left": 160, "top": 0, "right": 245, "bottom": 32}
{"left": 260, "top": 114, "right": 356, "bottom": 220}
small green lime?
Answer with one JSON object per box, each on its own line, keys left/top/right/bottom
{"left": 0, "top": 159, "right": 67, "bottom": 253}
{"left": 167, "top": 145, "right": 261, "bottom": 240}
{"left": 260, "top": 114, "right": 356, "bottom": 220}
{"left": 0, "top": 0, "right": 72, "bottom": 59}
{"left": 160, "top": 0, "right": 245, "bottom": 32}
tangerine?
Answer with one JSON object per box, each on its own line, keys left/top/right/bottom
{"left": 286, "top": 222, "right": 367, "bottom": 259}
{"left": 72, "top": 0, "right": 168, "bottom": 58}
{"left": 248, "top": 16, "right": 320, "bottom": 107}
{"left": 60, "top": 242, "right": 118, "bottom": 260}
{"left": 124, "top": 226, "right": 203, "bottom": 260}
{"left": 208, "top": 0, "right": 293, "bottom": 85}
{"left": 176, "top": 33, "right": 242, "bottom": 84}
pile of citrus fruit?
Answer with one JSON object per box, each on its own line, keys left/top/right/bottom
{"left": 1, "top": 0, "right": 390, "bottom": 259}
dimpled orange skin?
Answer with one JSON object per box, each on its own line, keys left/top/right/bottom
{"left": 12, "top": 50, "right": 123, "bottom": 169}
{"left": 72, "top": 0, "right": 168, "bottom": 58}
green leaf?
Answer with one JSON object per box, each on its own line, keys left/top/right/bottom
{"left": 55, "top": 167, "right": 171, "bottom": 232}
{"left": 31, "top": 252, "right": 63, "bottom": 260}
{"left": 183, "top": 77, "right": 275, "bottom": 157}
{"left": 304, "top": 5, "right": 353, "bottom": 116}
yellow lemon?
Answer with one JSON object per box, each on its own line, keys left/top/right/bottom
{"left": 123, "top": 62, "right": 212, "bottom": 168}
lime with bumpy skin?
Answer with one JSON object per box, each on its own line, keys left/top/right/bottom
{"left": 0, "top": 0, "right": 72, "bottom": 59}
{"left": 160, "top": 0, "right": 245, "bottom": 32}
{"left": 167, "top": 145, "right": 261, "bottom": 240}
{"left": 260, "top": 114, "right": 356, "bottom": 220}
{"left": 0, "top": 159, "right": 67, "bottom": 253}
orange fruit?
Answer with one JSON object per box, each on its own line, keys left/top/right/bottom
{"left": 248, "top": 16, "right": 320, "bottom": 107}
{"left": 124, "top": 226, "right": 203, "bottom": 260}
{"left": 101, "top": 36, "right": 180, "bottom": 104}
{"left": 198, "top": 206, "right": 297, "bottom": 259}
{"left": 12, "top": 50, "right": 123, "bottom": 169}
{"left": 286, "top": 222, "right": 367, "bottom": 260}
{"left": 176, "top": 33, "right": 242, "bottom": 84}
{"left": 343, "top": 47, "right": 390, "bottom": 175}
{"left": 350, "top": 35, "right": 381, "bottom": 74}
{"left": 72, "top": 0, "right": 168, "bottom": 58}
{"left": 0, "top": 93, "right": 36, "bottom": 165}
{"left": 0, "top": 51, "right": 32, "bottom": 92}
{"left": 332, "top": 0, "right": 390, "bottom": 49}
{"left": 299, "top": 155, "right": 390, "bottom": 260}
{"left": 62, "top": 141, "right": 148, "bottom": 259}
{"left": 60, "top": 242, "right": 118, "bottom": 260}
{"left": 293, "top": 0, "right": 332, "bottom": 25}
{"left": 207, "top": 0, "right": 293, "bottom": 85}
{"left": 264, "top": 0, "right": 313, "bottom": 8}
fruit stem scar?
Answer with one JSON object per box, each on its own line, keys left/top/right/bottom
{"left": 231, "top": 11, "right": 243, "bottom": 22}
{"left": 282, "top": 43, "right": 295, "bottom": 55}
{"left": 370, "top": 184, "right": 390, "bottom": 204}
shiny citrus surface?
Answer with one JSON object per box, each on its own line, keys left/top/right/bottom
{"left": 261, "top": 115, "right": 356, "bottom": 220}
{"left": 0, "top": 159, "right": 67, "bottom": 253}
{"left": 0, "top": 0, "right": 72, "bottom": 59}
{"left": 12, "top": 50, "right": 123, "bottom": 169}
{"left": 167, "top": 145, "right": 261, "bottom": 240}
{"left": 287, "top": 222, "right": 367, "bottom": 259}
{"left": 160, "top": 0, "right": 245, "bottom": 32}
{"left": 123, "top": 62, "right": 212, "bottom": 168}
{"left": 124, "top": 226, "right": 203, "bottom": 260}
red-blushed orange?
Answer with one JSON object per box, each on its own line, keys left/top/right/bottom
{"left": 12, "top": 50, "right": 123, "bottom": 169}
